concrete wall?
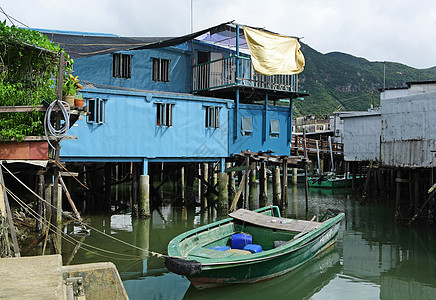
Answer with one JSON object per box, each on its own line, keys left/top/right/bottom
{"left": 343, "top": 112, "right": 381, "bottom": 162}
{"left": 381, "top": 91, "right": 436, "bottom": 168}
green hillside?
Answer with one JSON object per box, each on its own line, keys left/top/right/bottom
{"left": 293, "top": 43, "right": 436, "bottom": 116}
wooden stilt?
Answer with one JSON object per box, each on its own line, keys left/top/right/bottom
{"left": 272, "top": 167, "right": 281, "bottom": 206}
{"left": 249, "top": 161, "right": 256, "bottom": 209}
{"left": 259, "top": 160, "right": 267, "bottom": 207}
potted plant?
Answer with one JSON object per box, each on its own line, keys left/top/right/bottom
{"left": 63, "top": 73, "right": 83, "bottom": 107}
{"left": 74, "top": 92, "right": 85, "bottom": 107}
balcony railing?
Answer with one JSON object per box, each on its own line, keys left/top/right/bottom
{"left": 192, "top": 55, "right": 299, "bottom": 93}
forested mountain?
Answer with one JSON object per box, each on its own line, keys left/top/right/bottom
{"left": 293, "top": 43, "right": 436, "bottom": 116}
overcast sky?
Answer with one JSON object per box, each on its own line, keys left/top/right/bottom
{"left": 2, "top": 0, "right": 435, "bottom": 69}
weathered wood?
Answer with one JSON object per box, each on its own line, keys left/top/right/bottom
{"left": 229, "top": 209, "right": 321, "bottom": 232}
{"left": 272, "top": 167, "right": 281, "bottom": 206}
{"left": 291, "top": 215, "right": 317, "bottom": 240}
{"left": 229, "top": 172, "right": 248, "bottom": 212}
{"left": 0, "top": 164, "right": 20, "bottom": 257}
{"left": 22, "top": 234, "right": 46, "bottom": 254}
{"left": 59, "top": 176, "right": 82, "bottom": 222}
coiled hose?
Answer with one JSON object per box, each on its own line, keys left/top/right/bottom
{"left": 44, "top": 100, "right": 70, "bottom": 151}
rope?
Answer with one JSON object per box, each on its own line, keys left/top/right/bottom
{"left": 44, "top": 100, "right": 70, "bottom": 151}
{"left": 4, "top": 185, "right": 143, "bottom": 260}
{"left": 0, "top": 163, "right": 166, "bottom": 259}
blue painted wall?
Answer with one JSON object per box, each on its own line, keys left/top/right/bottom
{"left": 61, "top": 88, "right": 232, "bottom": 162}
{"left": 229, "top": 103, "right": 292, "bottom": 156}
{"left": 73, "top": 44, "right": 192, "bottom": 94}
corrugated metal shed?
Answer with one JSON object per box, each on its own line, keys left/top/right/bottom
{"left": 381, "top": 91, "right": 436, "bottom": 168}
{"left": 342, "top": 111, "right": 381, "bottom": 162}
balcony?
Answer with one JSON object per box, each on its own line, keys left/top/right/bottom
{"left": 192, "top": 55, "right": 303, "bottom": 102}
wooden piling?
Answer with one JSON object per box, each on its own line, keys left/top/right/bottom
{"left": 227, "top": 162, "right": 236, "bottom": 202}
{"left": 202, "top": 163, "right": 208, "bottom": 209}
{"left": 138, "top": 175, "right": 151, "bottom": 218}
{"left": 259, "top": 160, "right": 267, "bottom": 207}
{"left": 37, "top": 174, "right": 44, "bottom": 232}
{"left": 104, "top": 163, "right": 112, "bottom": 211}
{"left": 249, "top": 161, "right": 256, "bottom": 210}
{"left": 131, "top": 163, "right": 138, "bottom": 217}
{"left": 281, "top": 160, "right": 288, "bottom": 208}
{"left": 272, "top": 167, "right": 281, "bottom": 206}
{"left": 217, "top": 172, "right": 228, "bottom": 212}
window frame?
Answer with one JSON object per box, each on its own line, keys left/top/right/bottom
{"left": 270, "top": 119, "right": 280, "bottom": 137}
{"left": 152, "top": 58, "right": 170, "bottom": 82}
{"left": 156, "top": 102, "right": 174, "bottom": 127}
{"left": 87, "top": 98, "right": 106, "bottom": 124}
{"left": 205, "top": 106, "right": 221, "bottom": 129}
{"left": 241, "top": 117, "right": 253, "bottom": 136}
{"left": 112, "top": 53, "right": 132, "bottom": 79}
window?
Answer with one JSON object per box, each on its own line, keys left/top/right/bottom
{"left": 113, "top": 53, "right": 131, "bottom": 79}
{"left": 205, "top": 106, "right": 220, "bottom": 128}
{"left": 87, "top": 98, "right": 105, "bottom": 124}
{"left": 270, "top": 119, "right": 280, "bottom": 137}
{"left": 156, "top": 103, "right": 174, "bottom": 127}
{"left": 241, "top": 117, "right": 253, "bottom": 136}
{"left": 152, "top": 58, "right": 170, "bottom": 82}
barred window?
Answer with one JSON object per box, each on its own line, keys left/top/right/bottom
{"left": 156, "top": 103, "right": 174, "bottom": 127}
{"left": 113, "top": 53, "right": 131, "bottom": 79}
{"left": 152, "top": 58, "right": 170, "bottom": 82}
{"left": 205, "top": 106, "right": 220, "bottom": 128}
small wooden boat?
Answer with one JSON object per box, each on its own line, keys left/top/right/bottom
{"left": 308, "top": 172, "right": 361, "bottom": 188}
{"left": 165, "top": 206, "right": 344, "bottom": 289}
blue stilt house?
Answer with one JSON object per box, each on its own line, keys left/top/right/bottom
{"left": 42, "top": 22, "right": 307, "bottom": 208}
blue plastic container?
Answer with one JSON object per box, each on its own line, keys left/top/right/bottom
{"left": 209, "top": 245, "right": 230, "bottom": 251}
{"left": 243, "top": 244, "right": 263, "bottom": 253}
{"left": 231, "top": 233, "right": 252, "bottom": 249}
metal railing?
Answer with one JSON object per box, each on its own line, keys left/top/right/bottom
{"left": 192, "top": 55, "right": 298, "bottom": 93}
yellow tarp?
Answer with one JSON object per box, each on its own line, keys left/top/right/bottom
{"left": 243, "top": 27, "right": 305, "bottom": 76}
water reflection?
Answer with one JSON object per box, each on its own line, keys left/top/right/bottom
{"left": 61, "top": 184, "right": 436, "bottom": 300}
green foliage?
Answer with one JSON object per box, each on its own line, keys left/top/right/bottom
{"left": 0, "top": 21, "right": 61, "bottom": 141}
{"left": 293, "top": 43, "right": 436, "bottom": 116}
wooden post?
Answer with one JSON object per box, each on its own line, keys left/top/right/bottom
{"left": 249, "top": 161, "right": 256, "bottom": 210}
{"left": 138, "top": 175, "right": 150, "bottom": 218}
{"left": 217, "top": 172, "right": 228, "bottom": 212}
{"left": 303, "top": 130, "right": 309, "bottom": 212}
{"left": 227, "top": 162, "right": 236, "bottom": 202}
{"left": 131, "top": 163, "right": 138, "bottom": 217}
{"left": 395, "top": 169, "right": 402, "bottom": 221}
{"left": 104, "top": 162, "right": 112, "bottom": 211}
{"left": 37, "top": 174, "right": 44, "bottom": 232}
{"left": 244, "top": 155, "right": 250, "bottom": 209}
{"left": 0, "top": 164, "right": 20, "bottom": 256}
{"left": 272, "top": 167, "right": 281, "bottom": 206}
{"left": 281, "top": 159, "right": 288, "bottom": 208}
{"left": 202, "top": 163, "right": 208, "bottom": 209}
{"left": 259, "top": 160, "right": 267, "bottom": 207}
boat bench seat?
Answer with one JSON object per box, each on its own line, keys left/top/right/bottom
{"left": 189, "top": 247, "right": 235, "bottom": 259}
{"left": 230, "top": 209, "right": 322, "bottom": 232}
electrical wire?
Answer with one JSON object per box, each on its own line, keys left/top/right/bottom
{"left": 44, "top": 100, "right": 71, "bottom": 151}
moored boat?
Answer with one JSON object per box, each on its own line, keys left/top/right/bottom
{"left": 165, "top": 206, "right": 344, "bottom": 289}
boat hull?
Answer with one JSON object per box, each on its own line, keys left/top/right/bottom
{"left": 167, "top": 219, "right": 342, "bottom": 289}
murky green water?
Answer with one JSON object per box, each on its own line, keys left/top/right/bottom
{"left": 61, "top": 186, "right": 436, "bottom": 299}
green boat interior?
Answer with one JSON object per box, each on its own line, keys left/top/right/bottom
{"left": 177, "top": 208, "right": 324, "bottom": 260}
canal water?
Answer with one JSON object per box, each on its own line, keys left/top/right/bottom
{"left": 61, "top": 185, "right": 436, "bottom": 299}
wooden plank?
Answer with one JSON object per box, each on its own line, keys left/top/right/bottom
{"left": 229, "top": 209, "right": 321, "bottom": 232}
{"left": 229, "top": 172, "right": 247, "bottom": 212}
{"left": 0, "top": 164, "right": 21, "bottom": 256}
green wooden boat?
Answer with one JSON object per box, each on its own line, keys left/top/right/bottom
{"left": 308, "top": 173, "right": 362, "bottom": 188}
{"left": 165, "top": 206, "right": 344, "bottom": 289}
